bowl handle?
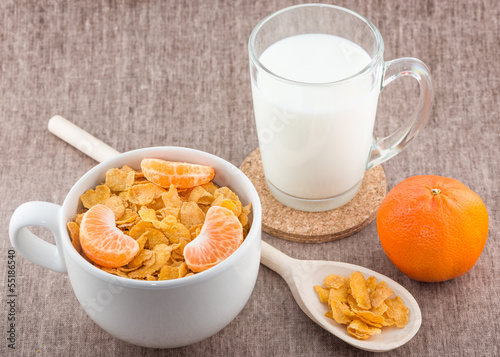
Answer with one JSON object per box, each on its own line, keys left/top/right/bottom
{"left": 9, "top": 201, "right": 67, "bottom": 273}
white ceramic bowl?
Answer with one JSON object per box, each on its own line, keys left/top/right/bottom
{"left": 9, "top": 147, "right": 262, "bottom": 348}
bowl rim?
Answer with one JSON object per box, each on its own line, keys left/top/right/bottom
{"left": 60, "top": 146, "right": 262, "bottom": 289}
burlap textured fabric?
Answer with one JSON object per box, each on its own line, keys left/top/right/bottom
{"left": 1, "top": 1, "right": 498, "bottom": 356}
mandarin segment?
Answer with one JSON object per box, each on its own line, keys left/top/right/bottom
{"left": 79, "top": 204, "right": 139, "bottom": 268}
{"left": 184, "top": 206, "right": 243, "bottom": 273}
{"left": 141, "top": 158, "right": 215, "bottom": 189}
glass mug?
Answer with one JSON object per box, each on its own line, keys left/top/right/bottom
{"left": 249, "top": 4, "right": 433, "bottom": 212}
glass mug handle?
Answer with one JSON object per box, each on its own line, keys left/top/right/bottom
{"left": 367, "top": 57, "right": 433, "bottom": 169}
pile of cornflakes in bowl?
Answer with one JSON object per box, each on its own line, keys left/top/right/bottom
{"left": 315, "top": 271, "right": 409, "bottom": 340}
{"left": 67, "top": 159, "right": 251, "bottom": 281}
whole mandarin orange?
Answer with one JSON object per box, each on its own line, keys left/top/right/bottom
{"left": 376, "top": 175, "right": 488, "bottom": 282}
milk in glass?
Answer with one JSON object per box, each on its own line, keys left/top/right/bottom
{"left": 252, "top": 34, "right": 379, "bottom": 200}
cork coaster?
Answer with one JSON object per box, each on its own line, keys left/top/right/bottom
{"left": 239, "top": 148, "right": 387, "bottom": 243}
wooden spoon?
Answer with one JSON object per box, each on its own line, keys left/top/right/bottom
{"left": 260, "top": 240, "right": 421, "bottom": 352}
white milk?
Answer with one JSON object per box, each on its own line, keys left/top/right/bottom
{"left": 252, "top": 34, "right": 380, "bottom": 201}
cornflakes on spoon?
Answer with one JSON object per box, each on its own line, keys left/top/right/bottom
{"left": 314, "top": 271, "right": 409, "bottom": 340}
